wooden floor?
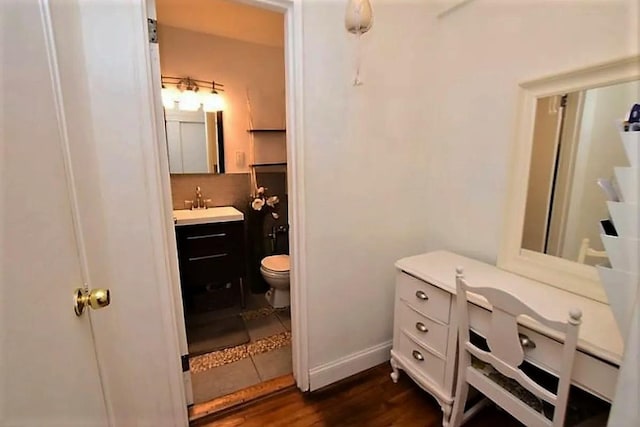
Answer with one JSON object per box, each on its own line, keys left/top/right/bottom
{"left": 195, "top": 363, "right": 521, "bottom": 427}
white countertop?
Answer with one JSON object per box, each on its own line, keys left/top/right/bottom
{"left": 396, "top": 250, "right": 623, "bottom": 366}
{"left": 173, "top": 206, "right": 244, "bottom": 226}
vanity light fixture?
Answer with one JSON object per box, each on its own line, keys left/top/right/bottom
{"left": 161, "top": 85, "right": 179, "bottom": 109}
{"left": 161, "top": 76, "right": 225, "bottom": 112}
{"left": 202, "top": 82, "right": 226, "bottom": 112}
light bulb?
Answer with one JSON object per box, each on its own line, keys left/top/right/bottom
{"left": 161, "top": 86, "right": 178, "bottom": 109}
{"left": 178, "top": 89, "right": 200, "bottom": 111}
{"left": 345, "top": 0, "right": 373, "bottom": 34}
{"left": 202, "top": 92, "right": 225, "bottom": 112}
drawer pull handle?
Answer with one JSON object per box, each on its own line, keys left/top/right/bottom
{"left": 188, "top": 253, "right": 228, "bottom": 262}
{"left": 187, "top": 233, "right": 227, "bottom": 240}
{"left": 415, "top": 322, "right": 429, "bottom": 333}
{"left": 415, "top": 290, "right": 429, "bottom": 301}
{"left": 519, "top": 333, "right": 536, "bottom": 349}
{"left": 412, "top": 350, "right": 424, "bottom": 361}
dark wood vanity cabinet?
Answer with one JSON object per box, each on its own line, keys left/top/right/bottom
{"left": 175, "top": 221, "right": 245, "bottom": 312}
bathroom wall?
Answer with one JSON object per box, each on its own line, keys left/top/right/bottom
{"left": 169, "top": 173, "right": 250, "bottom": 211}
{"left": 156, "top": 0, "right": 284, "bottom": 48}
{"left": 158, "top": 24, "right": 286, "bottom": 174}
{"left": 421, "top": 0, "right": 639, "bottom": 263}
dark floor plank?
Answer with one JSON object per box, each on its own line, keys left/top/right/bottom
{"left": 197, "top": 363, "right": 521, "bottom": 427}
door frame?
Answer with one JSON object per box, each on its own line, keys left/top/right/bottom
{"left": 142, "top": 0, "right": 310, "bottom": 394}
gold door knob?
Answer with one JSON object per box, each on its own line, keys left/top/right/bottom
{"left": 74, "top": 288, "right": 111, "bottom": 316}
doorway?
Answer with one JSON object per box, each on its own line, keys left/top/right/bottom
{"left": 146, "top": 0, "right": 308, "bottom": 416}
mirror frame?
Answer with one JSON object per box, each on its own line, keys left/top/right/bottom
{"left": 498, "top": 55, "right": 640, "bottom": 303}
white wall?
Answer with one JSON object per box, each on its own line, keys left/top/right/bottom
{"left": 421, "top": 0, "right": 639, "bottom": 264}
{"left": 300, "top": 0, "right": 639, "bottom": 382}
{"left": 301, "top": 0, "right": 433, "bottom": 376}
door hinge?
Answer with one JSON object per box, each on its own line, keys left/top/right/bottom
{"left": 147, "top": 18, "right": 158, "bottom": 44}
{"left": 181, "top": 354, "right": 190, "bottom": 372}
{"left": 560, "top": 94, "right": 568, "bottom": 108}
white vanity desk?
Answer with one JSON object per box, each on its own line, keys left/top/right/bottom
{"left": 390, "top": 250, "right": 622, "bottom": 425}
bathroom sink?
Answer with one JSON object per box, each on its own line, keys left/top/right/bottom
{"left": 173, "top": 206, "right": 244, "bottom": 226}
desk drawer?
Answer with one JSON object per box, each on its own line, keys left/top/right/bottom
{"left": 468, "top": 303, "right": 619, "bottom": 401}
{"left": 398, "top": 301, "right": 449, "bottom": 357}
{"left": 397, "top": 331, "right": 445, "bottom": 388}
{"left": 397, "top": 272, "right": 451, "bottom": 324}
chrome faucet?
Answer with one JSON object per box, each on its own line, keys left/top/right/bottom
{"left": 195, "top": 186, "right": 204, "bottom": 209}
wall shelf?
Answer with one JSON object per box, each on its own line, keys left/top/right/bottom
{"left": 247, "top": 129, "right": 286, "bottom": 133}
{"left": 249, "top": 162, "right": 287, "bottom": 168}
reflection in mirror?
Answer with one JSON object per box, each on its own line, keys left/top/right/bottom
{"left": 522, "top": 80, "right": 639, "bottom": 266}
{"left": 164, "top": 109, "right": 225, "bottom": 174}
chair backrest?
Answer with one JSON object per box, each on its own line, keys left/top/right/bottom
{"left": 455, "top": 266, "right": 582, "bottom": 427}
{"left": 577, "top": 238, "right": 608, "bottom": 264}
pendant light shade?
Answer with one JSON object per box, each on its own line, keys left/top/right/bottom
{"left": 202, "top": 91, "right": 225, "bottom": 112}
{"left": 161, "top": 86, "right": 178, "bottom": 109}
{"left": 179, "top": 89, "right": 201, "bottom": 111}
{"left": 345, "top": 0, "right": 373, "bottom": 34}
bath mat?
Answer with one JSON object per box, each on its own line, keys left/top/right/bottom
{"left": 186, "top": 314, "right": 250, "bottom": 356}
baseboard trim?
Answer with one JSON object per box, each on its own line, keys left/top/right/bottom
{"left": 308, "top": 341, "right": 392, "bottom": 391}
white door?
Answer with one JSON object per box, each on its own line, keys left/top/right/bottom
{"left": 1, "top": 1, "right": 108, "bottom": 425}
{"left": 2, "top": 0, "right": 189, "bottom": 425}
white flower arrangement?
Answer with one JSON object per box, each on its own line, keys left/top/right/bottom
{"left": 251, "top": 187, "right": 281, "bottom": 218}
{"left": 251, "top": 198, "right": 265, "bottom": 211}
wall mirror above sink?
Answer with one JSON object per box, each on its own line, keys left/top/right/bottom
{"left": 162, "top": 76, "right": 226, "bottom": 174}
{"left": 164, "top": 108, "right": 225, "bottom": 174}
{"left": 498, "top": 55, "right": 640, "bottom": 303}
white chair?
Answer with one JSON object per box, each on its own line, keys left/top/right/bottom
{"left": 449, "top": 267, "right": 582, "bottom": 427}
{"left": 577, "top": 238, "right": 608, "bottom": 264}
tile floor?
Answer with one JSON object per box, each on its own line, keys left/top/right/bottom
{"left": 190, "top": 293, "right": 293, "bottom": 404}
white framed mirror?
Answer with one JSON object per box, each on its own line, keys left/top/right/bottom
{"left": 498, "top": 55, "right": 640, "bottom": 303}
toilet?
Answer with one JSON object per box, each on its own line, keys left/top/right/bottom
{"left": 260, "top": 254, "right": 290, "bottom": 308}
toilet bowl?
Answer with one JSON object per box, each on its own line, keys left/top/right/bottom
{"left": 260, "top": 254, "right": 290, "bottom": 308}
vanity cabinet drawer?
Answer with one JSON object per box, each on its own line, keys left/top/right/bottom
{"left": 175, "top": 220, "right": 246, "bottom": 310}
{"left": 177, "top": 222, "right": 244, "bottom": 258}
{"left": 183, "top": 252, "right": 241, "bottom": 288}
{"left": 397, "top": 272, "right": 451, "bottom": 324}
{"left": 398, "top": 301, "right": 449, "bottom": 358}
{"left": 397, "top": 331, "right": 446, "bottom": 388}
{"left": 189, "top": 280, "right": 240, "bottom": 312}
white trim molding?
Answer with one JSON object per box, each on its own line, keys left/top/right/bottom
{"left": 309, "top": 341, "right": 392, "bottom": 391}
{"left": 498, "top": 55, "right": 640, "bottom": 303}
{"left": 144, "top": 0, "right": 310, "bottom": 394}
{"left": 243, "top": 0, "right": 310, "bottom": 393}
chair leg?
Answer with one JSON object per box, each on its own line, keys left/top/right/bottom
{"left": 449, "top": 381, "right": 469, "bottom": 427}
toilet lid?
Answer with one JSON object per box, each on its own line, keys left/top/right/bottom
{"left": 261, "top": 255, "right": 289, "bottom": 272}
